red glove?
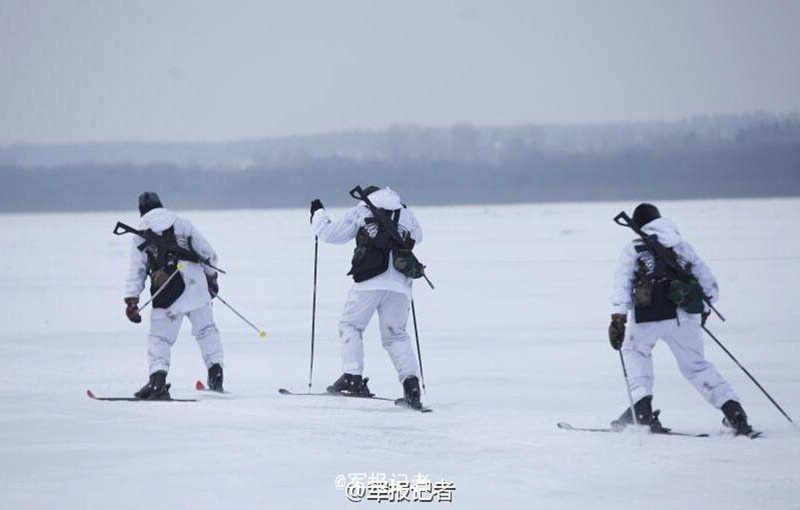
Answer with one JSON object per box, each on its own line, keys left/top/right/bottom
{"left": 124, "top": 297, "right": 142, "bottom": 323}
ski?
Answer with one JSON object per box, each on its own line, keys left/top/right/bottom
{"left": 278, "top": 388, "right": 397, "bottom": 402}
{"left": 195, "top": 380, "right": 232, "bottom": 394}
{"left": 86, "top": 389, "right": 197, "bottom": 402}
{"left": 278, "top": 388, "right": 432, "bottom": 412}
{"left": 395, "top": 398, "right": 433, "bottom": 413}
{"left": 722, "top": 420, "right": 763, "bottom": 439}
{"left": 557, "top": 422, "right": 709, "bottom": 438}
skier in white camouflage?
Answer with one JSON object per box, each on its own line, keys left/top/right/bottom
{"left": 123, "top": 192, "right": 225, "bottom": 399}
{"left": 310, "top": 186, "right": 425, "bottom": 409}
{"left": 608, "top": 203, "right": 755, "bottom": 436}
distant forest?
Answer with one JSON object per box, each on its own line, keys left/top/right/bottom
{"left": 1, "top": 113, "right": 799, "bottom": 213}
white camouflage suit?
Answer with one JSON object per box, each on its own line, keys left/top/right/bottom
{"left": 312, "top": 188, "right": 422, "bottom": 383}
{"left": 611, "top": 217, "right": 739, "bottom": 409}
{"left": 125, "top": 208, "right": 224, "bottom": 375}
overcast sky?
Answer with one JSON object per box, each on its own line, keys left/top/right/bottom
{"left": 1, "top": 0, "right": 798, "bottom": 145}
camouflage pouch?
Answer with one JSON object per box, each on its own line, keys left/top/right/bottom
{"left": 633, "top": 260, "right": 654, "bottom": 307}
{"left": 392, "top": 249, "right": 426, "bottom": 279}
{"left": 667, "top": 278, "right": 705, "bottom": 314}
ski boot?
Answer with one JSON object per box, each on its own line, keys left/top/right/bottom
{"left": 134, "top": 370, "right": 171, "bottom": 400}
{"left": 402, "top": 376, "right": 423, "bottom": 410}
{"left": 611, "top": 395, "right": 671, "bottom": 433}
{"left": 326, "top": 374, "right": 373, "bottom": 397}
{"left": 207, "top": 363, "right": 224, "bottom": 393}
{"left": 721, "top": 400, "right": 755, "bottom": 436}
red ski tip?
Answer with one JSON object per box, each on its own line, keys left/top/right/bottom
{"left": 86, "top": 389, "right": 97, "bottom": 399}
{"left": 195, "top": 380, "right": 206, "bottom": 391}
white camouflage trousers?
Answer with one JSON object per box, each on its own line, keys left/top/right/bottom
{"left": 147, "top": 304, "right": 224, "bottom": 375}
{"left": 623, "top": 317, "right": 738, "bottom": 409}
{"left": 338, "top": 290, "right": 419, "bottom": 382}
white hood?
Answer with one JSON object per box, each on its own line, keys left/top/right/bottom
{"left": 641, "top": 217, "right": 683, "bottom": 248}
{"left": 139, "top": 208, "right": 177, "bottom": 233}
{"left": 359, "top": 187, "right": 403, "bottom": 210}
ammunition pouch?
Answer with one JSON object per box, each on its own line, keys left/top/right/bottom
{"left": 392, "top": 249, "right": 426, "bottom": 279}
{"left": 667, "top": 277, "right": 705, "bottom": 314}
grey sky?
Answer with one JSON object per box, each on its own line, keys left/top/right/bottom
{"left": 1, "top": 0, "right": 798, "bottom": 144}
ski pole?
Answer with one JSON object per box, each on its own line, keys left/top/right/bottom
{"left": 215, "top": 294, "right": 266, "bottom": 338}
{"left": 139, "top": 263, "right": 184, "bottom": 311}
{"left": 308, "top": 236, "right": 319, "bottom": 390}
{"left": 411, "top": 300, "right": 426, "bottom": 392}
{"left": 618, "top": 351, "right": 640, "bottom": 429}
{"left": 702, "top": 325, "right": 794, "bottom": 425}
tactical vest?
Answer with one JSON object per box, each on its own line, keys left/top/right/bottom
{"left": 138, "top": 227, "right": 186, "bottom": 309}
{"left": 632, "top": 243, "right": 678, "bottom": 323}
{"left": 348, "top": 209, "right": 402, "bottom": 282}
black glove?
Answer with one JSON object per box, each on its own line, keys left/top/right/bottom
{"left": 206, "top": 273, "right": 219, "bottom": 298}
{"left": 608, "top": 314, "right": 627, "bottom": 350}
{"left": 310, "top": 199, "right": 323, "bottom": 223}
{"left": 124, "top": 297, "right": 142, "bottom": 324}
{"left": 701, "top": 311, "right": 710, "bottom": 327}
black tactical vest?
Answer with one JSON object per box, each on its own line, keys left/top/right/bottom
{"left": 632, "top": 243, "right": 678, "bottom": 323}
{"left": 138, "top": 227, "right": 186, "bottom": 309}
{"left": 348, "top": 209, "right": 402, "bottom": 282}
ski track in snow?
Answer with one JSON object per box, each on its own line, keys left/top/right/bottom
{"left": 0, "top": 198, "right": 799, "bottom": 509}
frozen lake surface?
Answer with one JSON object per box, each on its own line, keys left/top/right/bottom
{"left": 1, "top": 198, "right": 798, "bottom": 509}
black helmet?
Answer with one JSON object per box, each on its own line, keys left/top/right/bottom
{"left": 633, "top": 203, "right": 661, "bottom": 228}
{"left": 138, "top": 192, "right": 163, "bottom": 216}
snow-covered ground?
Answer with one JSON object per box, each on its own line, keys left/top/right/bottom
{"left": 1, "top": 198, "right": 798, "bottom": 509}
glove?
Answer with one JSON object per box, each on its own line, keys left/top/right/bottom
{"left": 608, "top": 314, "right": 627, "bottom": 350}
{"left": 206, "top": 273, "right": 219, "bottom": 297}
{"left": 701, "top": 311, "right": 710, "bottom": 327}
{"left": 310, "top": 199, "right": 323, "bottom": 223}
{"left": 124, "top": 297, "right": 142, "bottom": 324}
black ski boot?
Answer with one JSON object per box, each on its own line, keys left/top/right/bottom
{"left": 207, "top": 363, "right": 224, "bottom": 393}
{"left": 326, "top": 374, "right": 373, "bottom": 397}
{"left": 721, "top": 400, "right": 754, "bottom": 436}
{"left": 402, "top": 376, "right": 423, "bottom": 410}
{"left": 134, "top": 370, "right": 171, "bottom": 400}
{"left": 611, "top": 396, "right": 670, "bottom": 433}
